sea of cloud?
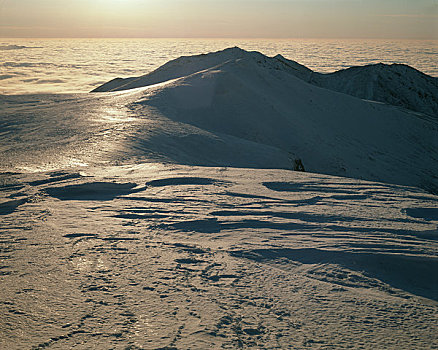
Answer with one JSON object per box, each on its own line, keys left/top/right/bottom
{"left": 1, "top": 38, "right": 437, "bottom": 95}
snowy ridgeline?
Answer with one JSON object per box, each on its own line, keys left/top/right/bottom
{"left": 92, "top": 47, "right": 438, "bottom": 119}
{"left": 1, "top": 47, "right": 438, "bottom": 349}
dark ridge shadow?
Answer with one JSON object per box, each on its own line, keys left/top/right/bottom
{"left": 0, "top": 183, "right": 24, "bottom": 192}
{"left": 44, "top": 182, "right": 139, "bottom": 200}
{"left": 0, "top": 199, "right": 27, "bottom": 215}
{"left": 113, "top": 213, "right": 169, "bottom": 220}
{"left": 158, "top": 216, "right": 436, "bottom": 241}
{"left": 100, "top": 237, "right": 139, "bottom": 241}
{"left": 223, "top": 191, "right": 286, "bottom": 201}
{"left": 145, "top": 177, "right": 229, "bottom": 187}
{"left": 262, "top": 182, "right": 369, "bottom": 199}
{"left": 230, "top": 248, "right": 438, "bottom": 301}
{"left": 263, "top": 181, "right": 362, "bottom": 194}
{"left": 222, "top": 191, "right": 323, "bottom": 206}
{"left": 121, "top": 196, "right": 176, "bottom": 203}
{"left": 406, "top": 208, "right": 438, "bottom": 221}
{"left": 121, "top": 196, "right": 213, "bottom": 204}
{"left": 29, "top": 173, "right": 82, "bottom": 186}
{"left": 63, "top": 233, "right": 98, "bottom": 239}
{"left": 159, "top": 217, "right": 315, "bottom": 234}
{"left": 211, "top": 209, "right": 422, "bottom": 225}
{"left": 169, "top": 242, "right": 209, "bottom": 254}
{"left": 264, "top": 181, "right": 438, "bottom": 198}
{"left": 210, "top": 209, "right": 365, "bottom": 223}
{"left": 321, "top": 224, "right": 438, "bottom": 241}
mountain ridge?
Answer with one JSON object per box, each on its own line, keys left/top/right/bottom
{"left": 126, "top": 51, "right": 438, "bottom": 193}
{"left": 92, "top": 47, "right": 438, "bottom": 118}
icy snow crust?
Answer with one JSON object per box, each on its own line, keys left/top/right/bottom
{"left": 1, "top": 166, "right": 438, "bottom": 349}
{"left": 1, "top": 48, "right": 438, "bottom": 348}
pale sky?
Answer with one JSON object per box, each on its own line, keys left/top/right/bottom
{"left": 0, "top": 0, "right": 437, "bottom": 39}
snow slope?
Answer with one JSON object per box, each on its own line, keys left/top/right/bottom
{"left": 91, "top": 47, "right": 260, "bottom": 93}
{"left": 4, "top": 69, "right": 438, "bottom": 194}
{"left": 309, "top": 63, "right": 438, "bottom": 119}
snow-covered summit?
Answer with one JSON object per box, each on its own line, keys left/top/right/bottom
{"left": 93, "top": 47, "right": 438, "bottom": 118}
{"left": 91, "top": 47, "right": 308, "bottom": 93}
{"left": 91, "top": 47, "right": 263, "bottom": 93}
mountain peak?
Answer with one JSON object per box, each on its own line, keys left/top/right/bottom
{"left": 91, "top": 47, "right": 438, "bottom": 118}
{"left": 91, "top": 47, "right": 258, "bottom": 93}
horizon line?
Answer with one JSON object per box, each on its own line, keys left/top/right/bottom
{"left": 2, "top": 36, "right": 438, "bottom": 41}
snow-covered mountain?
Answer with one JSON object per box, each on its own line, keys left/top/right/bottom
{"left": 89, "top": 48, "right": 438, "bottom": 193}
{"left": 91, "top": 47, "right": 261, "bottom": 93}
{"left": 308, "top": 62, "right": 438, "bottom": 119}
{"left": 93, "top": 47, "right": 438, "bottom": 119}
{"left": 91, "top": 47, "right": 314, "bottom": 94}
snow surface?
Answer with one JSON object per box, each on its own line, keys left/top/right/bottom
{"left": 1, "top": 165, "right": 437, "bottom": 349}
{"left": 1, "top": 47, "right": 438, "bottom": 348}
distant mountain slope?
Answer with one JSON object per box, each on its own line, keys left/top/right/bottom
{"left": 271, "top": 55, "right": 438, "bottom": 119}
{"left": 93, "top": 47, "right": 438, "bottom": 118}
{"left": 309, "top": 63, "right": 438, "bottom": 119}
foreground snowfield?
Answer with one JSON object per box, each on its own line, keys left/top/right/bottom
{"left": 1, "top": 165, "right": 437, "bottom": 349}
{"left": 1, "top": 48, "right": 438, "bottom": 348}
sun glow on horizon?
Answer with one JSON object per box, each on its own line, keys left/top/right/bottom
{"left": 0, "top": 0, "right": 436, "bottom": 39}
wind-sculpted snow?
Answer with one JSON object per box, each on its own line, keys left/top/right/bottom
{"left": 0, "top": 165, "right": 437, "bottom": 349}
{"left": 230, "top": 247, "right": 438, "bottom": 300}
